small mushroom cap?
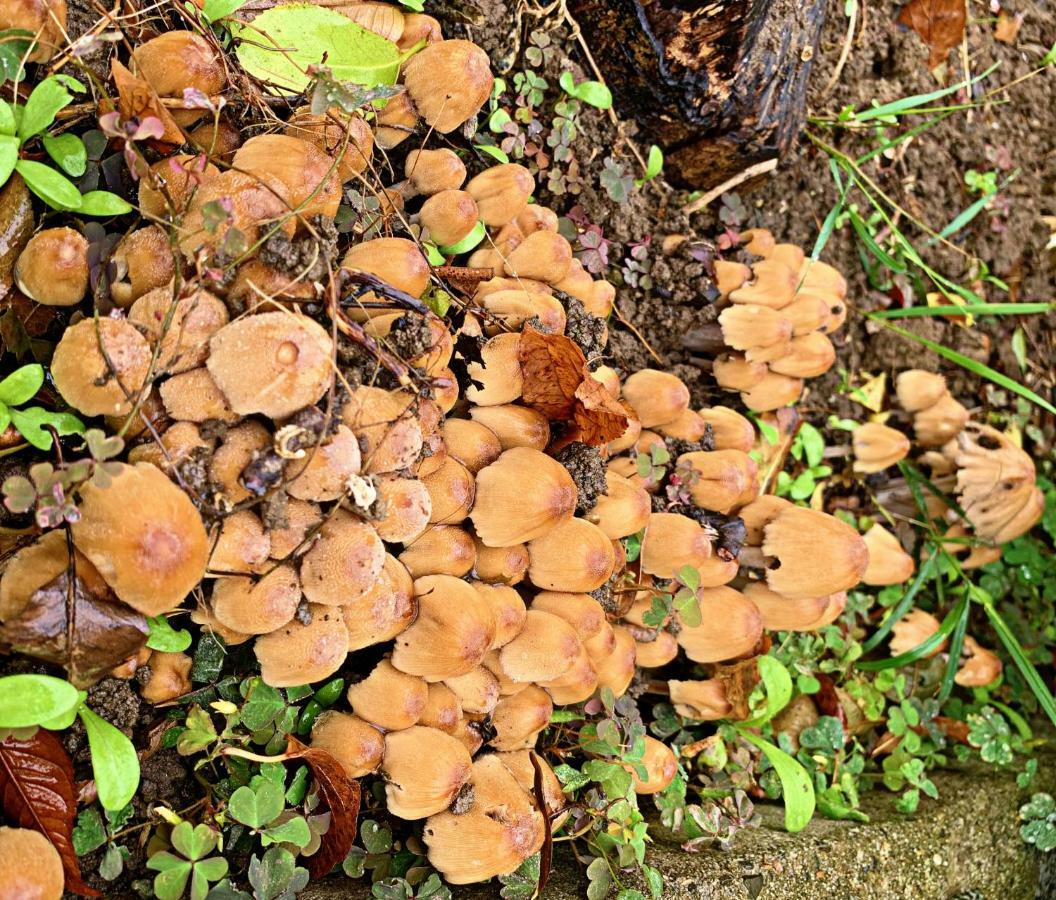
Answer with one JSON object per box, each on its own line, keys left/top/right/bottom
{"left": 740, "top": 372, "right": 804, "bottom": 412}
{"left": 593, "top": 624, "right": 637, "bottom": 698}
{"left": 15, "top": 226, "right": 89, "bottom": 306}
{"left": 503, "top": 230, "right": 574, "bottom": 284}
{"left": 443, "top": 665, "right": 500, "bottom": 715}
{"left": 129, "top": 286, "right": 229, "bottom": 374}
{"left": 714, "top": 260, "right": 752, "bottom": 299}
{"left": 141, "top": 650, "right": 193, "bottom": 704}
{"left": 51, "top": 317, "right": 152, "bottom": 417}
{"left": 762, "top": 506, "right": 868, "bottom": 598}
{"left": 479, "top": 289, "right": 567, "bottom": 336}
{"left": 955, "top": 635, "right": 1002, "bottom": 687}
{"left": 498, "top": 609, "right": 581, "bottom": 683}
{"left": 424, "top": 753, "right": 544, "bottom": 883}
{"left": 311, "top": 711, "right": 384, "bottom": 778}
{"left": 287, "top": 106, "right": 374, "bottom": 182}
{"left": 741, "top": 228, "right": 775, "bottom": 256}
{"left": 853, "top": 422, "right": 911, "bottom": 474}
{"left": 374, "top": 91, "right": 419, "bottom": 149}
{"left": 420, "top": 455, "right": 476, "bottom": 524}
{"left": 402, "top": 39, "right": 493, "bottom": 133}
{"left": 472, "top": 539, "right": 530, "bottom": 585}
{"left": 419, "top": 189, "right": 479, "bottom": 246}
{"left": 530, "top": 592, "right": 608, "bottom": 641}
{"left": 373, "top": 475, "right": 432, "bottom": 544}
{"left": 740, "top": 581, "right": 829, "bottom": 632}
{"left": 209, "top": 421, "right": 271, "bottom": 505}
{"left": 179, "top": 169, "right": 293, "bottom": 257}
{"left": 496, "top": 750, "right": 568, "bottom": 831}
{"left": 383, "top": 725, "right": 473, "bottom": 820}
{"left": 469, "top": 404, "right": 550, "bottom": 451}
{"left": 0, "top": 826, "right": 65, "bottom": 899}
{"left": 630, "top": 735, "right": 678, "bottom": 794}
{"left": 676, "top": 586, "right": 763, "bottom": 661}
{"left": 679, "top": 450, "right": 758, "bottom": 515}
{"left": 861, "top": 524, "right": 915, "bottom": 586}
{"left": 718, "top": 304, "right": 792, "bottom": 351}
{"left": 442, "top": 419, "right": 502, "bottom": 474}
{"left": 284, "top": 425, "right": 363, "bottom": 503}
{"left": 527, "top": 518, "right": 616, "bottom": 592}
{"left": 799, "top": 258, "right": 848, "bottom": 300}
{"left": 669, "top": 678, "right": 732, "bottom": 721}
{"left": 254, "top": 604, "right": 348, "bottom": 687}
{"left": 890, "top": 608, "right": 945, "bottom": 658}
{"left": 586, "top": 473, "right": 651, "bottom": 540}
{"left": 464, "top": 332, "right": 523, "bottom": 406}
{"left": 768, "top": 332, "right": 836, "bottom": 378}
{"left": 207, "top": 312, "right": 333, "bottom": 418}
{"left": 781, "top": 294, "right": 832, "bottom": 336}
{"left": 655, "top": 409, "right": 708, "bottom": 443}
{"left": 340, "top": 386, "right": 424, "bottom": 474}
{"left": 738, "top": 494, "right": 792, "bottom": 545}
{"left": 913, "top": 392, "right": 969, "bottom": 447}
{"left": 418, "top": 682, "right": 463, "bottom": 733}
{"left": 208, "top": 509, "right": 269, "bottom": 576}
{"left": 72, "top": 462, "right": 208, "bottom": 615}
{"left": 399, "top": 525, "right": 477, "bottom": 578}
{"left": 268, "top": 499, "right": 323, "bottom": 560}
{"left": 729, "top": 259, "right": 798, "bottom": 308}
{"left": 470, "top": 447, "right": 576, "bottom": 547}
{"left": 211, "top": 565, "right": 301, "bottom": 635}
{"left": 392, "top": 575, "right": 496, "bottom": 681}
{"left": 347, "top": 659, "right": 428, "bottom": 731}
{"left": 341, "top": 553, "right": 416, "bottom": 650}
{"left": 698, "top": 407, "right": 755, "bottom": 453}
{"left": 895, "top": 369, "right": 948, "bottom": 413}
{"left": 133, "top": 30, "right": 224, "bottom": 107}
{"left": 622, "top": 369, "right": 690, "bottom": 428}
{"left": 300, "top": 510, "right": 385, "bottom": 605}
{"left": 632, "top": 630, "right": 679, "bottom": 668}
{"left": 340, "top": 237, "right": 431, "bottom": 300}
{"left": 713, "top": 354, "right": 768, "bottom": 392}
{"left": 471, "top": 583, "right": 527, "bottom": 648}
{"left": 405, "top": 148, "right": 467, "bottom": 195}
{"left": 465, "top": 163, "right": 534, "bottom": 227}
{"left": 640, "top": 513, "right": 712, "bottom": 578}
{"left": 489, "top": 686, "right": 553, "bottom": 751}
{"left": 160, "top": 367, "right": 240, "bottom": 424}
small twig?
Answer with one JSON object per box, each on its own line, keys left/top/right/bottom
{"left": 820, "top": 1, "right": 859, "bottom": 99}
{"left": 682, "top": 158, "right": 779, "bottom": 214}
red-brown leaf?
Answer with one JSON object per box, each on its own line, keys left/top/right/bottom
{"left": 518, "top": 326, "right": 586, "bottom": 420}
{"left": 573, "top": 371, "right": 629, "bottom": 446}
{"left": 109, "top": 59, "right": 184, "bottom": 146}
{"left": 284, "top": 737, "right": 361, "bottom": 880}
{"left": 896, "top": 0, "right": 966, "bottom": 69}
{"left": 0, "top": 730, "right": 100, "bottom": 897}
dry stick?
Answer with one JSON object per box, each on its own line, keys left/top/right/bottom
{"left": 819, "top": 0, "right": 859, "bottom": 99}
{"left": 681, "top": 158, "right": 779, "bottom": 215}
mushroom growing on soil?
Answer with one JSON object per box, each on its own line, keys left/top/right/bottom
{"left": 382, "top": 725, "right": 473, "bottom": 819}
{"left": 760, "top": 506, "right": 869, "bottom": 599}
{"left": 51, "top": 317, "right": 152, "bottom": 417}
{"left": 310, "top": 711, "right": 384, "bottom": 778}
{"left": 254, "top": 605, "right": 349, "bottom": 687}
{"left": 14, "top": 227, "right": 89, "bottom": 306}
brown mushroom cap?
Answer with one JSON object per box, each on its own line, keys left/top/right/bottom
{"left": 159, "top": 367, "right": 240, "bottom": 424}
{"left": 0, "top": 0, "right": 67, "bottom": 63}
{"left": 470, "top": 447, "right": 576, "bottom": 547}
{"left": 392, "top": 575, "right": 496, "bottom": 681}
{"left": 587, "top": 473, "right": 651, "bottom": 540}
{"left": 254, "top": 604, "right": 349, "bottom": 687}
{"left": 128, "top": 286, "right": 229, "bottom": 374}
{"left": 676, "top": 586, "right": 763, "bottom": 661}
{"left": 310, "top": 711, "right": 384, "bottom": 778}
{"left": 0, "top": 826, "right": 65, "bottom": 899}
{"left": 465, "top": 164, "right": 534, "bottom": 227}
{"left": 133, "top": 31, "right": 224, "bottom": 121}
{"left": 399, "top": 525, "right": 477, "bottom": 578}
{"left": 729, "top": 259, "right": 798, "bottom": 308}
{"left": 300, "top": 511, "right": 385, "bottom": 605}
{"left": 208, "top": 510, "right": 271, "bottom": 574}
{"left": 346, "top": 659, "right": 428, "bottom": 731}
{"left": 468, "top": 404, "right": 550, "bottom": 451}
{"left": 71, "top": 462, "right": 208, "bottom": 615}
{"left": 955, "top": 635, "right": 1002, "bottom": 687}
{"left": 669, "top": 678, "right": 732, "bottom": 721}
{"left": 424, "top": 753, "right": 544, "bottom": 883}
{"left": 762, "top": 506, "right": 869, "bottom": 598}
{"left": 179, "top": 169, "right": 293, "bottom": 257}
{"left": 632, "top": 630, "right": 679, "bottom": 668}
{"left": 442, "top": 419, "right": 502, "bottom": 474}
{"left": 740, "top": 371, "right": 804, "bottom": 412}
{"left": 527, "top": 517, "right": 615, "bottom": 593}
{"left": 498, "top": 609, "right": 581, "bottom": 684}
{"left": 472, "top": 538, "right": 530, "bottom": 585}
{"left": 890, "top": 608, "right": 945, "bottom": 658}
{"left": 285, "top": 425, "right": 363, "bottom": 503}
{"left": 402, "top": 39, "right": 493, "bottom": 133}
{"left": 383, "top": 725, "right": 473, "bottom": 819}
{"left": 419, "top": 189, "right": 479, "bottom": 246}
{"left": 405, "top": 148, "right": 467, "bottom": 195}
{"left": 443, "top": 665, "right": 500, "bottom": 715}
{"left": 372, "top": 475, "right": 432, "bottom": 544}
{"left": 141, "top": 650, "right": 193, "bottom": 704}
{"left": 287, "top": 106, "right": 374, "bottom": 183}
{"left": 0, "top": 529, "right": 101, "bottom": 623}
{"left": 853, "top": 422, "right": 911, "bottom": 474}
{"left": 630, "top": 736, "right": 678, "bottom": 794}
{"left": 768, "top": 332, "right": 836, "bottom": 378}
{"left": 679, "top": 450, "right": 758, "bottom": 515}
{"left": 207, "top": 312, "right": 333, "bottom": 418}
{"left": 341, "top": 553, "right": 416, "bottom": 650}
{"left": 740, "top": 581, "right": 829, "bottom": 632}
{"left": 640, "top": 512, "right": 712, "bottom": 578}
{"left": 232, "top": 134, "right": 342, "bottom": 222}
{"left": 895, "top": 369, "right": 948, "bottom": 413}
{"left": 211, "top": 565, "right": 301, "bottom": 635}
{"left": 593, "top": 624, "right": 637, "bottom": 697}
{"left": 912, "top": 392, "right": 969, "bottom": 447}
{"left": 340, "top": 386, "right": 424, "bottom": 474}
{"left": 51, "top": 317, "right": 152, "bottom": 417}
{"left": 712, "top": 354, "right": 768, "bottom": 392}
{"left": 489, "top": 685, "right": 552, "bottom": 751}
{"left": 15, "top": 226, "right": 89, "bottom": 306}
{"left": 209, "top": 421, "right": 271, "bottom": 505}
{"left": 420, "top": 455, "right": 476, "bottom": 524}
{"left": 861, "top": 524, "right": 915, "bottom": 586}
{"left": 268, "top": 499, "right": 322, "bottom": 560}
{"left": 464, "top": 332, "right": 523, "bottom": 406}
{"left": 471, "top": 583, "right": 527, "bottom": 649}
{"left": 340, "top": 237, "right": 431, "bottom": 302}
{"left": 622, "top": 369, "right": 690, "bottom": 428}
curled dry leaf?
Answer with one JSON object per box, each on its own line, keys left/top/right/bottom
{"left": 0, "top": 729, "right": 101, "bottom": 897}
{"left": 895, "top": 0, "right": 967, "bottom": 69}
{"left": 283, "top": 736, "right": 362, "bottom": 879}
{"left": 110, "top": 59, "right": 183, "bottom": 145}
{"left": 993, "top": 11, "right": 1023, "bottom": 44}
{"left": 0, "top": 571, "right": 149, "bottom": 689}
{"left": 713, "top": 657, "right": 761, "bottom": 721}
{"left": 518, "top": 326, "right": 627, "bottom": 446}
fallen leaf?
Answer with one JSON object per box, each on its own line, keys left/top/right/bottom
{"left": 518, "top": 325, "right": 585, "bottom": 420}
{"left": 0, "top": 729, "right": 101, "bottom": 896}
{"left": 896, "top": 0, "right": 967, "bottom": 68}
{"left": 109, "top": 59, "right": 183, "bottom": 145}
{"left": 714, "top": 657, "right": 760, "bottom": 721}
{"left": 1, "top": 569, "right": 148, "bottom": 689}
{"left": 572, "top": 372, "right": 629, "bottom": 445}
{"left": 283, "top": 737, "right": 361, "bottom": 880}
{"left": 994, "top": 11, "right": 1023, "bottom": 43}
{"left": 813, "top": 674, "right": 846, "bottom": 731}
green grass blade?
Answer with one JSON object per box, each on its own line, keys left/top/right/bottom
{"left": 875, "top": 322, "right": 1056, "bottom": 415}
{"left": 937, "top": 596, "right": 969, "bottom": 704}
{"left": 868, "top": 303, "right": 1054, "bottom": 319}
{"left": 861, "top": 554, "right": 937, "bottom": 654}
{"left": 854, "top": 63, "right": 1000, "bottom": 121}
{"left": 981, "top": 601, "right": 1056, "bottom": 729}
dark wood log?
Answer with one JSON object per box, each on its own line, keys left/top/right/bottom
{"left": 566, "top": 0, "right": 828, "bottom": 189}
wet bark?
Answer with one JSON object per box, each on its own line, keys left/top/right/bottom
{"left": 567, "top": 0, "right": 828, "bottom": 189}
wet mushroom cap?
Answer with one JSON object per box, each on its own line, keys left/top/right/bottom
{"left": 128, "top": 286, "right": 229, "bottom": 374}
{"left": 762, "top": 506, "right": 869, "bottom": 598}
{"left": 0, "top": 826, "right": 65, "bottom": 899}
{"left": 211, "top": 565, "right": 301, "bottom": 635}
{"left": 51, "top": 317, "right": 153, "bottom": 417}
{"left": 14, "top": 226, "right": 89, "bottom": 306}
{"left": 254, "top": 604, "right": 349, "bottom": 687}
{"left": 300, "top": 511, "right": 386, "bottom": 605}
{"left": 311, "top": 711, "right": 384, "bottom": 778}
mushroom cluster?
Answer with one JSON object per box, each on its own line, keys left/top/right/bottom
{"left": 708, "top": 228, "right": 850, "bottom": 411}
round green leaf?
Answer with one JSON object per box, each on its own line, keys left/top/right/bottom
{"left": 42, "top": 133, "right": 87, "bottom": 177}
{"left": 0, "top": 363, "right": 44, "bottom": 406}
{"left": 15, "top": 159, "right": 82, "bottom": 210}
{"left": 0, "top": 674, "right": 80, "bottom": 728}
{"left": 78, "top": 706, "right": 141, "bottom": 811}
{"left": 19, "top": 76, "right": 74, "bottom": 142}
{"left": 234, "top": 4, "right": 402, "bottom": 94}
{"left": 77, "top": 190, "right": 133, "bottom": 217}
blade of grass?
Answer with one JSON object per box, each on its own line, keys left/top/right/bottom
{"left": 937, "top": 592, "right": 969, "bottom": 704}
{"left": 868, "top": 303, "right": 1054, "bottom": 319}
{"left": 861, "top": 554, "right": 937, "bottom": 654}
{"left": 857, "top": 595, "right": 968, "bottom": 671}
{"left": 981, "top": 598, "right": 1056, "bottom": 729}
{"left": 875, "top": 321, "right": 1056, "bottom": 415}
{"left": 852, "top": 64, "right": 999, "bottom": 121}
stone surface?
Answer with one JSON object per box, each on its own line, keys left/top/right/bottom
{"left": 304, "top": 758, "right": 1053, "bottom": 900}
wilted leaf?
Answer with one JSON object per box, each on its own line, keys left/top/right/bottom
{"left": 109, "top": 60, "right": 183, "bottom": 145}
{"left": 573, "top": 371, "right": 629, "bottom": 445}
{"left": 714, "top": 657, "right": 761, "bottom": 721}
{"left": 994, "top": 11, "right": 1023, "bottom": 44}
{"left": 0, "top": 729, "right": 101, "bottom": 896}
{"left": 1, "top": 570, "right": 148, "bottom": 688}
{"left": 283, "top": 737, "right": 361, "bottom": 879}
{"left": 896, "top": 0, "right": 966, "bottom": 69}
{"left": 518, "top": 326, "right": 586, "bottom": 420}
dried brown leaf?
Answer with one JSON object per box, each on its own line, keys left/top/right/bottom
{"left": 896, "top": 0, "right": 967, "bottom": 69}
{"left": 572, "top": 370, "right": 629, "bottom": 445}
{"left": 284, "top": 737, "right": 362, "bottom": 880}
{"left": 518, "top": 326, "right": 586, "bottom": 420}
{"left": 994, "top": 11, "right": 1023, "bottom": 44}
{"left": 110, "top": 59, "right": 184, "bottom": 145}
{"left": 0, "top": 730, "right": 100, "bottom": 897}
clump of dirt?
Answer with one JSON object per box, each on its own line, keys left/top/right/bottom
{"left": 555, "top": 441, "right": 608, "bottom": 514}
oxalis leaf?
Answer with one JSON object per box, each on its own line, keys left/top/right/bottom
{"left": 234, "top": 4, "right": 403, "bottom": 94}
{"left": 739, "top": 731, "right": 815, "bottom": 832}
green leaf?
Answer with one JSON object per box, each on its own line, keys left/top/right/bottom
{"left": 0, "top": 673, "right": 81, "bottom": 728}
{"left": 261, "top": 815, "right": 311, "bottom": 848}
{"left": 19, "top": 76, "right": 74, "bottom": 141}
{"left": 635, "top": 144, "right": 663, "bottom": 186}
{"left": 438, "top": 219, "right": 486, "bottom": 255}
{"left": 78, "top": 707, "right": 141, "bottom": 811}
{"left": 0, "top": 363, "right": 43, "bottom": 406}
{"left": 15, "top": 159, "right": 83, "bottom": 210}
{"left": 798, "top": 422, "right": 825, "bottom": 467}
{"left": 0, "top": 31, "right": 33, "bottom": 83}
{"left": 150, "top": 855, "right": 192, "bottom": 900}
{"left": 0, "top": 133, "right": 17, "bottom": 186}
{"left": 360, "top": 819, "right": 393, "bottom": 854}
{"left": 42, "top": 133, "right": 87, "bottom": 177}
{"left": 234, "top": 5, "right": 402, "bottom": 94}
{"left": 202, "top": 0, "right": 248, "bottom": 23}
{"left": 248, "top": 847, "right": 309, "bottom": 900}
{"left": 99, "top": 845, "right": 125, "bottom": 881}
{"left": 146, "top": 615, "right": 192, "bottom": 652}
{"left": 9, "top": 406, "right": 85, "bottom": 450}
{"left": 172, "top": 822, "right": 220, "bottom": 862}
{"left": 477, "top": 143, "right": 510, "bottom": 164}
{"left": 228, "top": 781, "right": 284, "bottom": 830}
{"left": 195, "top": 857, "right": 229, "bottom": 883}
{"left": 78, "top": 190, "right": 134, "bottom": 217}
{"left": 240, "top": 678, "right": 286, "bottom": 731}
{"left": 72, "top": 808, "right": 107, "bottom": 856}
{"left": 743, "top": 655, "right": 793, "bottom": 726}
{"left": 740, "top": 731, "right": 815, "bottom": 832}
{"left": 558, "top": 71, "right": 612, "bottom": 109}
